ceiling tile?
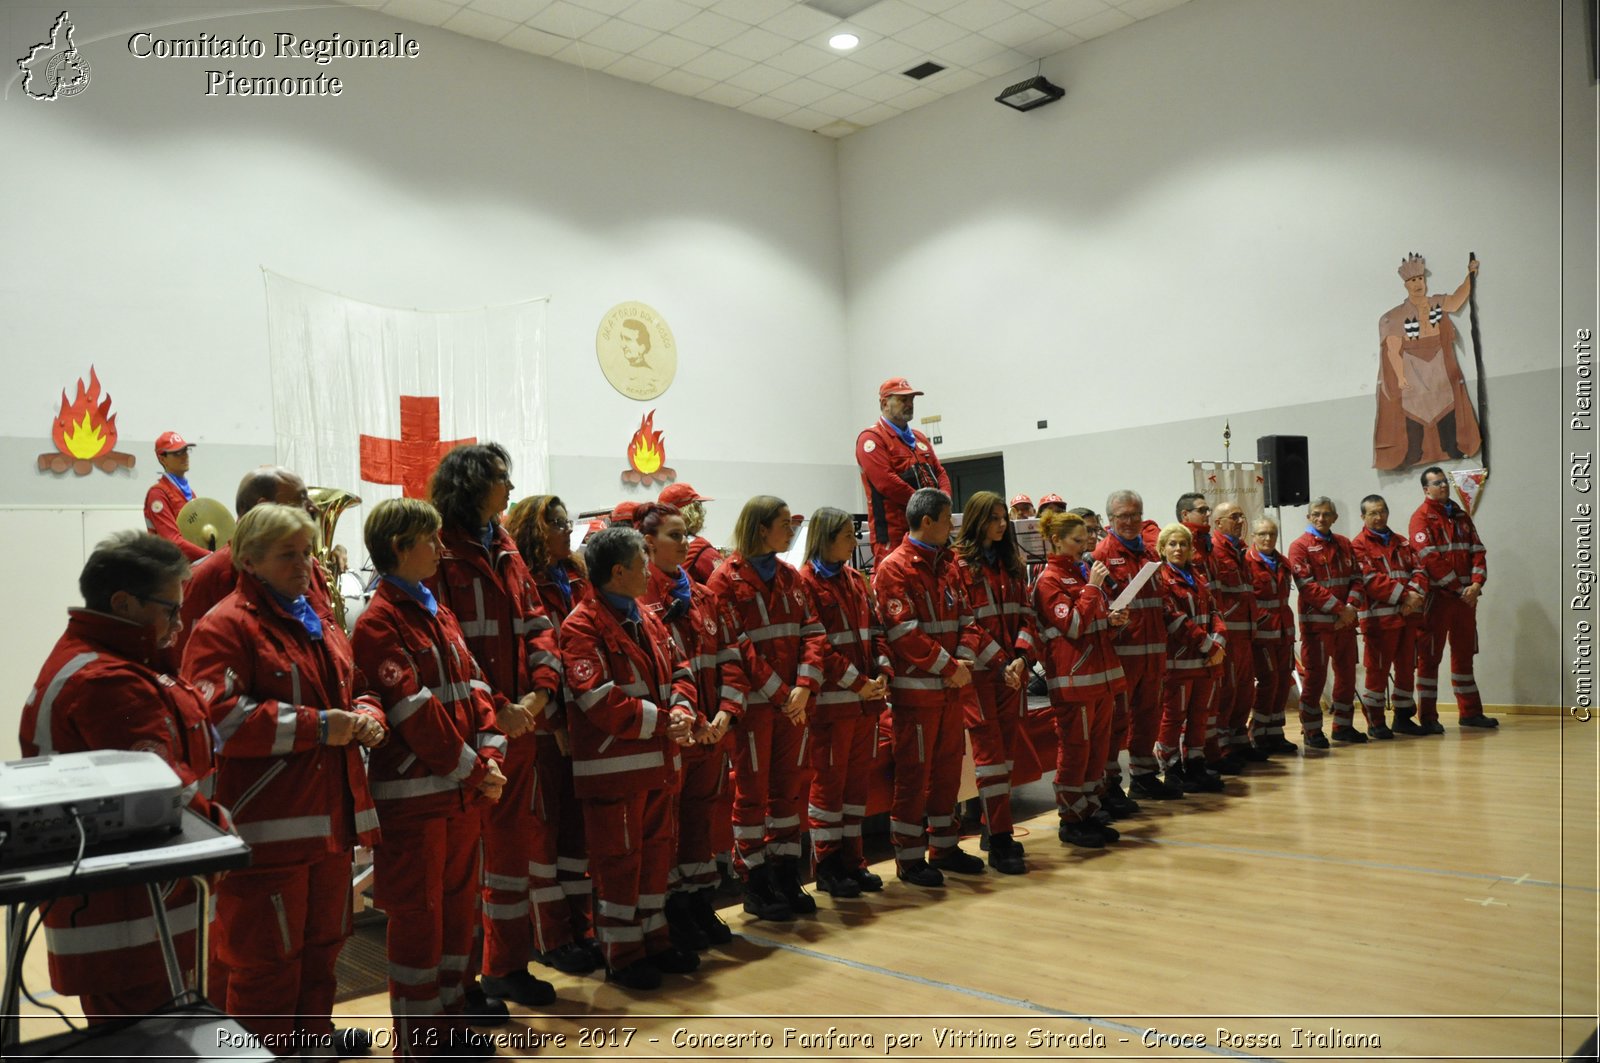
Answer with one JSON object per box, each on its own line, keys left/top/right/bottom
{"left": 674, "top": 9, "right": 747, "bottom": 45}
{"left": 1065, "top": 7, "right": 1134, "bottom": 37}
{"left": 767, "top": 76, "right": 833, "bottom": 106}
{"left": 709, "top": 0, "right": 790, "bottom": 22}
{"left": 931, "top": 31, "right": 1006, "bottom": 64}
{"left": 902, "top": 0, "right": 963, "bottom": 12}
{"left": 1029, "top": 0, "right": 1110, "bottom": 23}
{"left": 851, "top": 35, "right": 921, "bottom": 70}
{"left": 815, "top": 89, "right": 874, "bottom": 116}
{"left": 721, "top": 25, "right": 789, "bottom": 61}
{"left": 968, "top": 46, "right": 1031, "bottom": 75}
{"left": 724, "top": 62, "right": 796, "bottom": 93}
{"left": 526, "top": 0, "right": 611, "bottom": 35}
{"left": 502, "top": 24, "right": 572, "bottom": 51}
{"left": 757, "top": 4, "right": 840, "bottom": 42}
{"left": 633, "top": 33, "right": 709, "bottom": 64}
{"left": 442, "top": 8, "right": 518, "bottom": 40}
{"left": 467, "top": 0, "right": 551, "bottom": 22}
{"left": 767, "top": 42, "right": 838, "bottom": 75}
{"left": 567, "top": 0, "right": 638, "bottom": 12}
{"left": 850, "top": 101, "right": 903, "bottom": 124}
{"left": 653, "top": 68, "right": 718, "bottom": 95}
{"left": 379, "top": 0, "right": 460, "bottom": 27}
{"left": 677, "top": 45, "right": 751, "bottom": 77}
{"left": 1015, "top": 26, "right": 1078, "bottom": 56}
{"left": 851, "top": 71, "right": 915, "bottom": 101}
{"left": 923, "top": 65, "right": 983, "bottom": 91}
{"left": 815, "top": 120, "right": 862, "bottom": 138}
{"left": 942, "top": 0, "right": 1023, "bottom": 32}
{"left": 578, "top": 16, "right": 657, "bottom": 49}
{"left": 605, "top": 53, "right": 675, "bottom": 80}
{"left": 895, "top": 14, "right": 966, "bottom": 50}
{"left": 1116, "top": 0, "right": 1189, "bottom": 16}
{"left": 776, "top": 106, "right": 829, "bottom": 130}
{"left": 739, "top": 95, "right": 799, "bottom": 119}
{"left": 889, "top": 84, "right": 942, "bottom": 108}
{"left": 696, "top": 81, "right": 759, "bottom": 106}
{"left": 982, "top": 9, "right": 1053, "bottom": 48}
{"left": 620, "top": 0, "right": 700, "bottom": 32}
{"left": 552, "top": 38, "right": 624, "bottom": 65}
{"left": 809, "top": 58, "right": 876, "bottom": 89}
{"left": 851, "top": 0, "right": 928, "bottom": 35}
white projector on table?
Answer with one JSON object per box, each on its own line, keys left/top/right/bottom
{"left": 0, "top": 750, "right": 184, "bottom": 867}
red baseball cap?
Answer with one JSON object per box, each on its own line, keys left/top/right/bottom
{"left": 154, "top": 431, "right": 193, "bottom": 455}
{"left": 1039, "top": 494, "right": 1065, "bottom": 508}
{"left": 878, "top": 377, "right": 924, "bottom": 400}
{"left": 1009, "top": 494, "right": 1033, "bottom": 508}
{"left": 659, "top": 483, "right": 712, "bottom": 508}
{"left": 610, "top": 501, "right": 638, "bottom": 524}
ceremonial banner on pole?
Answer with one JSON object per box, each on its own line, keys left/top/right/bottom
{"left": 1191, "top": 461, "right": 1266, "bottom": 529}
{"left": 264, "top": 270, "right": 549, "bottom": 509}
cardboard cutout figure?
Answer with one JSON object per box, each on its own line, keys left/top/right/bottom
{"left": 1373, "top": 254, "right": 1483, "bottom": 470}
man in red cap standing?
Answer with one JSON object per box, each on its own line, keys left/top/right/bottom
{"left": 660, "top": 483, "right": 720, "bottom": 583}
{"left": 1008, "top": 495, "right": 1034, "bottom": 520}
{"left": 1037, "top": 494, "right": 1067, "bottom": 516}
{"left": 145, "top": 431, "right": 208, "bottom": 562}
{"left": 857, "top": 378, "right": 950, "bottom": 562}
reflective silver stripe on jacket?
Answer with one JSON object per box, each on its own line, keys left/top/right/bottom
{"left": 237, "top": 814, "right": 333, "bottom": 845}
{"left": 572, "top": 751, "right": 666, "bottom": 776}
{"left": 31, "top": 651, "right": 98, "bottom": 755}
{"left": 44, "top": 896, "right": 212, "bottom": 956}
{"left": 372, "top": 775, "right": 460, "bottom": 801}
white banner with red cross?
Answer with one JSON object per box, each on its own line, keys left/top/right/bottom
{"left": 264, "top": 270, "right": 549, "bottom": 509}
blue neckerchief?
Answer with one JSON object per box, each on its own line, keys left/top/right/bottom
{"left": 981, "top": 543, "right": 1001, "bottom": 565}
{"left": 907, "top": 536, "right": 939, "bottom": 554}
{"left": 1221, "top": 533, "right": 1243, "bottom": 550}
{"left": 163, "top": 472, "right": 194, "bottom": 502}
{"left": 1306, "top": 524, "right": 1332, "bottom": 541}
{"left": 600, "top": 588, "right": 641, "bottom": 624}
{"left": 1112, "top": 532, "right": 1145, "bottom": 556}
{"left": 548, "top": 563, "right": 573, "bottom": 605}
{"left": 1443, "top": 499, "right": 1460, "bottom": 517}
{"left": 1257, "top": 550, "right": 1279, "bottom": 572}
{"left": 1369, "top": 527, "right": 1392, "bottom": 545}
{"left": 880, "top": 417, "right": 916, "bottom": 449}
{"left": 664, "top": 566, "right": 693, "bottom": 620}
{"left": 382, "top": 575, "right": 437, "bottom": 616}
{"left": 268, "top": 586, "right": 324, "bottom": 639}
{"left": 749, "top": 552, "right": 779, "bottom": 583}
{"left": 1166, "top": 563, "right": 1196, "bottom": 589}
{"left": 479, "top": 522, "right": 498, "bottom": 552}
{"left": 810, "top": 558, "right": 844, "bottom": 579}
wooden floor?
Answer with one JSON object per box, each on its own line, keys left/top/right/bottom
{"left": 12, "top": 715, "right": 1598, "bottom": 1061}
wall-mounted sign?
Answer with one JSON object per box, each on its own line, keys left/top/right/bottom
{"left": 596, "top": 302, "right": 676, "bottom": 401}
{"left": 39, "top": 367, "right": 135, "bottom": 476}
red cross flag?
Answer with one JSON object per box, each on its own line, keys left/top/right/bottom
{"left": 265, "top": 271, "right": 548, "bottom": 510}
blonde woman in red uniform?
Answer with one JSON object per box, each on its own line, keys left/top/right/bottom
{"left": 1153, "top": 524, "right": 1227, "bottom": 794}
{"left": 1033, "top": 510, "right": 1129, "bottom": 849}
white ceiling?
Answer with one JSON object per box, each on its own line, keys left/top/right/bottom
{"left": 342, "top": 0, "right": 1190, "bottom": 137}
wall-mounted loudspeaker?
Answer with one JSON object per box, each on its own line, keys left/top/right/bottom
{"left": 1257, "top": 435, "right": 1310, "bottom": 508}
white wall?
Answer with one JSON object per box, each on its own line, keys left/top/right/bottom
{"left": 836, "top": 0, "right": 1580, "bottom": 709}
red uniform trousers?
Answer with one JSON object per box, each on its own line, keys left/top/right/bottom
{"left": 1250, "top": 641, "right": 1295, "bottom": 745}
{"left": 1297, "top": 626, "right": 1358, "bottom": 732}
{"left": 1119, "top": 652, "right": 1167, "bottom": 778}
{"left": 806, "top": 713, "right": 878, "bottom": 869}
{"left": 1360, "top": 624, "right": 1419, "bottom": 728}
{"left": 964, "top": 676, "right": 1025, "bottom": 837}
{"left": 528, "top": 733, "right": 591, "bottom": 956}
{"left": 731, "top": 706, "right": 811, "bottom": 871}
{"left": 1053, "top": 693, "right": 1114, "bottom": 824}
{"left": 1416, "top": 595, "right": 1483, "bottom": 720}
{"left": 888, "top": 697, "right": 965, "bottom": 871}
{"left": 217, "top": 851, "right": 352, "bottom": 1053}
{"left": 1157, "top": 670, "right": 1214, "bottom": 767}
{"left": 1212, "top": 635, "right": 1256, "bottom": 754}
{"left": 373, "top": 810, "right": 481, "bottom": 1058}
{"left": 81, "top": 982, "right": 183, "bottom": 1025}
{"left": 583, "top": 789, "right": 675, "bottom": 972}
{"left": 673, "top": 743, "right": 733, "bottom": 895}
{"left": 479, "top": 733, "right": 545, "bottom": 977}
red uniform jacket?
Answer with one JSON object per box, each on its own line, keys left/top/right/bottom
{"left": 428, "top": 525, "right": 561, "bottom": 731}
{"left": 1033, "top": 556, "right": 1126, "bottom": 699}
{"left": 1288, "top": 528, "right": 1366, "bottom": 629}
{"left": 644, "top": 564, "right": 747, "bottom": 730}
{"left": 1244, "top": 547, "right": 1294, "bottom": 642}
{"left": 183, "top": 576, "right": 383, "bottom": 865}
{"left": 855, "top": 420, "right": 951, "bottom": 555}
{"left": 1091, "top": 525, "right": 1165, "bottom": 663}
{"left": 684, "top": 536, "right": 721, "bottom": 585}
{"left": 797, "top": 561, "right": 892, "bottom": 722}
{"left": 21, "top": 610, "right": 224, "bottom": 996}
{"left": 1351, "top": 526, "right": 1428, "bottom": 630}
{"left": 1408, "top": 497, "right": 1487, "bottom": 599}
{"left": 559, "top": 595, "right": 700, "bottom": 798}
{"left": 350, "top": 580, "right": 507, "bottom": 825}
{"left": 1182, "top": 522, "right": 1216, "bottom": 583}
{"left": 1207, "top": 532, "right": 1257, "bottom": 642}
{"left": 705, "top": 555, "right": 827, "bottom": 710}
{"left": 1157, "top": 564, "right": 1226, "bottom": 674}
{"left": 871, "top": 540, "right": 978, "bottom": 710}
{"left": 145, "top": 475, "right": 209, "bottom": 562}
{"left": 955, "top": 553, "right": 1036, "bottom": 673}
{"left": 175, "top": 543, "right": 332, "bottom": 659}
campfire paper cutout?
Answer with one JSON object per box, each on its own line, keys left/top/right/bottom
{"left": 621, "top": 409, "right": 676, "bottom": 488}
{"left": 39, "top": 367, "right": 136, "bottom": 475}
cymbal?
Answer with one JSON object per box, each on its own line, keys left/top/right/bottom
{"left": 177, "top": 497, "right": 235, "bottom": 551}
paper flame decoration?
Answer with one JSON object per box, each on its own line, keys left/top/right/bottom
{"left": 52, "top": 367, "right": 118, "bottom": 460}
{"left": 628, "top": 411, "right": 666, "bottom": 475}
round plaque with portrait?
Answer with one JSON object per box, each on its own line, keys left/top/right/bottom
{"left": 596, "top": 302, "right": 677, "bottom": 401}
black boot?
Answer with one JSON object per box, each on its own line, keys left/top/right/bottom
{"left": 986, "top": 832, "right": 1026, "bottom": 874}
{"left": 813, "top": 852, "right": 863, "bottom": 898}
{"left": 741, "top": 864, "right": 794, "bottom": 921}
{"left": 773, "top": 858, "right": 817, "bottom": 915}
{"left": 664, "top": 891, "right": 709, "bottom": 951}
{"left": 689, "top": 889, "right": 733, "bottom": 945}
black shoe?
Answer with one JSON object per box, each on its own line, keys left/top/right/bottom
{"left": 1303, "top": 731, "right": 1330, "bottom": 750}
{"left": 1211, "top": 754, "right": 1247, "bottom": 775}
{"left": 1423, "top": 719, "right": 1446, "bottom": 735}
{"left": 929, "top": 847, "right": 985, "bottom": 875}
{"left": 1057, "top": 820, "right": 1105, "bottom": 848}
{"left": 849, "top": 865, "right": 885, "bottom": 892}
{"left": 1180, "top": 762, "right": 1223, "bottom": 793}
{"left": 897, "top": 859, "right": 945, "bottom": 887}
{"left": 461, "top": 985, "right": 511, "bottom": 1026}
{"left": 1166, "top": 768, "right": 1193, "bottom": 794}
{"left": 1129, "top": 772, "right": 1185, "bottom": 800}
{"left": 1270, "top": 735, "right": 1299, "bottom": 754}
{"left": 605, "top": 959, "right": 661, "bottom": 991}
{"left": 648, "top": 946, "right": 700, "bottom": 974}
{"left": 814, "top": 853, "right": 863, "bottom": 898}
{"left": 665, "top": 892, "right": 710, "bottom": 951}
{"left": 1391, "top": 716, "right": 1426, "bottom": 736}
{"left": 1095, "top": 822, "right": 1121, "bottom": 843}
{"left": 1102, "top": 783, "right": 1141, "bottom": 817}
{"left": 537, "top": 939, "right": 600, "bottom": 974}
{"left": 334, "top": 1027, "right": 373, "bottom": 1057}
{"left": 480, "top": 968, "right": 556, "bottom": 1006}
{"left": 1239, "top": 743, "right": 1272, "bottom": 762}
{"left": 1369, "top": 724, "right": 1395, "bottom": 740}
{"left": 773, "top": 858, "right": 818, "bottom": 914}
{"left": 741, "top": 865, "right": 794, "bottom": 920}
{"left": 688, "top": 890, "right": 734, "bottom": 945}
{"left": 1331, "top": 725, "right": 1369, "bottom": 744}
{"left": 985, "top": 834, "right": 1026, "bottom": 874}
{"left": 1459, "top": 714, "right": 1499, "bottom": 729}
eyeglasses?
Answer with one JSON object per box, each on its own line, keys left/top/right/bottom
{"left": 136, "top": 594, "right": 181, "bottom": 623}
{"left": 1424, "top": 479, "right": 1448, "bottom": 488}
{"left": 548, "top": 519, "right": 574, "bottom": 532}
{"left": 1191, "top": 505, "right": 1211, "bottom": 514}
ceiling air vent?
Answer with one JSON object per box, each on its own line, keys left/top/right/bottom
{"left": 903, "top": 61, "right": 945, "bottom": 80}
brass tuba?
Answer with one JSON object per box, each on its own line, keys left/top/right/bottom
{"left": 307, "top": 487, "right": 362, "bottom": 631}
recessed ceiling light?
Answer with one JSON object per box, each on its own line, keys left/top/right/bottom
{"left": 828, "top": 32, "right": 859, "bottom": 51}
